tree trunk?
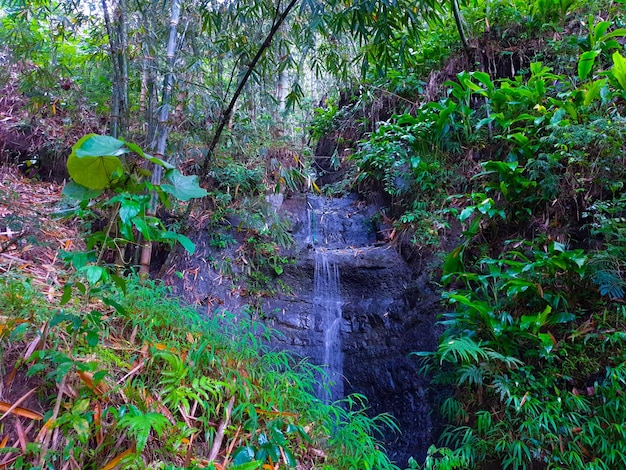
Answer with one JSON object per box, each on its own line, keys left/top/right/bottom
{"left": 101, "top": 0, "right": 120, "bottom": 137}
{"left": 139, "top": 0, "right": 182, "bottom": 278}
{"left": 451, "top": 0, "right": 471, "bottom": 56}
{"left": 117, "top": 0, "right": 129, "bottom": 133}
{"left": 102, "top": 0, "right": 129, "bottom": 137}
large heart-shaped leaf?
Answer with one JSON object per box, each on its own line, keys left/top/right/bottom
{"left": 67, "top": 134, "right": 125, "bottom": 190}
{"left": 62, "top": 181, "right": 103, "bottom": 201}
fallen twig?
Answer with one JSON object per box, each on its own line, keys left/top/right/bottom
{"left": 208, "top": 396, "right": 236, "bottom": 462}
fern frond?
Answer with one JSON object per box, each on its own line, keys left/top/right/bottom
{"left": 438, "top": 336, "right": 489, "bottom": 365}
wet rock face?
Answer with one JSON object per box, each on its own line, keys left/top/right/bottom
{"left": 167, "top": 193, "right": 442, "bottom": 466}
{"left": 262, "top": 194, "right": 442, "bottom": 465}
{"left": 265, "top": 246, "right": 441, "bottom": 465}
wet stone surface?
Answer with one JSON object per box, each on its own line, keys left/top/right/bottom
{"left": 166, "top": 193, "right": 444, "bottom": 466}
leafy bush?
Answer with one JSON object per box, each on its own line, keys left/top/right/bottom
{"left": 413, "top": 18, "right": 626, "bottom": 468}
{"left": 351, "top": 109, "right": 456, "bottom": 245}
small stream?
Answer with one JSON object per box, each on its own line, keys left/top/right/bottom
{"left": 313, "top": 250, "right": 344, "bottom": 402}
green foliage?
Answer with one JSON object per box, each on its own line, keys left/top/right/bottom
{"left": 351, "top": 109, "right": 456, "bottom": 246}
{"left": 61, "top": 134, "right": 205, "bottom": 280}
{"left": 0, "top": 272, "right": 399, "bottom": 469}
{"left": 310, "top": 97, "right": 340, "bottom": 140}
{"left": 414, "top": 14, "right": 626, "bottom": 469}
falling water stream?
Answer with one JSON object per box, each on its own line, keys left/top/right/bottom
{"left": 307, "top": 197, "right": 344, "bottom": 402}
{"left": 313, "top": 250, "right": 344, "bottom": 402}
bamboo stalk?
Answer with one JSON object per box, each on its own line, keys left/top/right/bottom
{"left": 139, "top": 0, "right": 182, "bottom": 277}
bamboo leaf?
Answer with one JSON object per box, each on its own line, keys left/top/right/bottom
{"left": 0, "top": 400, "right": 43, "bottom": 421}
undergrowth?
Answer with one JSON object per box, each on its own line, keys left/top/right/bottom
{"left": 0, "top": 272, "right": 398, "bottom": 470}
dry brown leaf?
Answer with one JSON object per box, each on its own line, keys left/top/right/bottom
{"left": 0, "top": 435, "right": 8, "bottom": 449}
{"left": 102, "top": 447, "right": 135, "bottom": 470}
{"left": 94, "top": 401, "right": 103, "bottom": 446}
{"left": 0, "top": 388, "right": 42, "bottom": 421}
{"left": 0, "top": 402, "right": 43, "bottom": 421}
{"left": 14, "top": 418, "right": 27, "bottom": 452}
{"left": 77, "top": 371, "right": 109, "bottom": 398}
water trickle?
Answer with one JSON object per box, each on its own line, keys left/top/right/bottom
{"left": 313, "top": 250, "right": 344, "bottom": 402}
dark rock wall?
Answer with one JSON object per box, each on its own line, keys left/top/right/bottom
{"left": 167, "top": 193, "right": 442, "bottom": 466}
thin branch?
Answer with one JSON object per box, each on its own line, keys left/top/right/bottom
{"left": 199, "top": 0, "right": 299, "bottom": 181}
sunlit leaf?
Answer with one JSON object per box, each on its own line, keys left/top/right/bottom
{"left": 578, "top": 50, "right": 599, "bottom": 81}
{"left": 612, "top": 51, "right": 626, "bottom": 90}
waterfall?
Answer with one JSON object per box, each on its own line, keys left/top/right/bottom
{"left": 313, "top": 250, "right": 344, "bottom": 402}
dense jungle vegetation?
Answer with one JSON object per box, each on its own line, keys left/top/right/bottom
{"left": 1, "top": 0, "right": 626, "bottom": 468}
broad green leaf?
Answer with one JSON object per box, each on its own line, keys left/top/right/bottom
{"left": 110, "top": 275, "right": 127, "bottom": 294}
{"left": 68, "top": 135, "right": 124, "bottom": 190}
{"left": 72, "top": 417, "right": 90, "bottom": 442}
{"left": 257, "top": 443, "right": 280, "bottom": 462}
{"left": 62, "top": 181, "right": 103, "bottom": 201}
{"left": 458, "top": 207, "right": 474, "bottom": 223}
{"left": 584, "top": 78, "right": 608, "bottom": 106}
{"left": 282, "top": 447, "right": 297, "bottom": 467}
{"left": 538, "top": 333, "right": 555, "bottom": 354}
{"left": 578, "top": 50, "right": 599, "bottom": 81}
{"left": 102, "top": 296, "right": 127, "bottom": 315}
{"left": 161, "top": 169, "right": 208, "bottom": 201}
{"left": 74, "top": 134, "right": 128, "bottom": 157}
{"left": 232, "top": 446, "right": 257, "bottom": 465}
{"left": 550, "top": 107, "right": 567, "bottom": 126}
{"left": 520, "top": 314, "right": 539, "bottom": 331}
{"left": 161, "top": 232, "right": 196, "bottom": 254}
{"left": 132, "top": 216, "right": 151, "bottom": 240}
{"left": 447, "top": 293, "right": 491, "bottom": 316}
{"left": 80, "top": 265, "right": 108, "bottom": 285}
{"left": 547, "top": 311, "right": 576, "bottom": 325}
{"left": 612, "top": 51, "right": 626, "bottom": 90}
{"left": 472, "top": 71, "right": 494, "bottom": 91}
{"left": 268, "top": 424, "right": 287, "bottom": 446}
{"left": 230, "top": 462, "right": 263, "bottom": 470}
{"left": 61, "top": 284, "right": 72, "bottom": 305}
{"left": 73, "top": 399, "right": 91, "bottom": 414}
{"left": 599, "top": 28, "right": 626, "bottom": 43}
{"left": 119, "top": 199, "right": 142, "bottom": 225}
{"left": 442, "top": 246, "right": 463, "bottom": 280}
{"left": 86, "top": 330, "right": 99, "bottom": 347}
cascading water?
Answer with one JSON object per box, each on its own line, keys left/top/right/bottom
{"left": 313, "top": 250, "right": 343, "bottom": 402}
